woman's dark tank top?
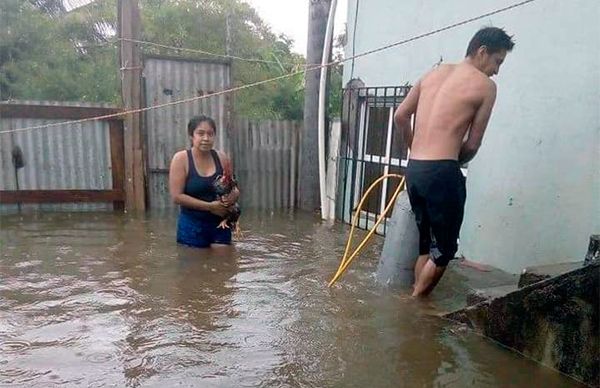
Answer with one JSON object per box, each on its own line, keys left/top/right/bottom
{"left": 180, "top": 149, "right": 223, "bottom": 221}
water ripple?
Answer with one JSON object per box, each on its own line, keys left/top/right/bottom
{"left": 0, "top": 340, "right": 31, "bottom": 353}
{"left": 13, "top": 260, "right": 43, "bottom": 269}
{"left": 0, "top": 368, "right": 52, "bottom": 385}
{"left": 95, "top": 288, "right": 130, "bottom": 298}
{"left": 85, "top": 352, "right": 118, "bottom": 364}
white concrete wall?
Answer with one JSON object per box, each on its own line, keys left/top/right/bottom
{"left": 343, "top": 0, "right": 600, "bottom": 273}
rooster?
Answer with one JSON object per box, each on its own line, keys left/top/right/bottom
{"left": 213, "top": 159, "right": 242, "bottom": 238}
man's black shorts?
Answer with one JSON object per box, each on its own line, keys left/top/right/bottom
{"left": 406, "top": 159, "right": 466, "bottom": 267}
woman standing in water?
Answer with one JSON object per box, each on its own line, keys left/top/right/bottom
{"left": 169, "top": 115, "right": 239, "bottom": 249}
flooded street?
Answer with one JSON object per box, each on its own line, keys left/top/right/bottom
{"left": 0, "top": 211, "right": 580, "bottom": 387}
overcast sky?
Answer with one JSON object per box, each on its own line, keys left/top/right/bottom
{"left": 244, "top": 0, "right": 348, "bottom": 55}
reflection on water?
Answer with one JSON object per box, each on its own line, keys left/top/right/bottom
{"left": 0, "top": 211, "right": 580, "bottom": 387}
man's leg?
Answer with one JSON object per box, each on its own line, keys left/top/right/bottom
{"left": 412, "top": 211, "right": 431, "bottom": 288}
{"left": 412, "top": 259, "right": 446, "bottom": 297}
{"left": 414, "top": 254, "right": 430, "bottom": 284}
{"left": 413, "top": 161, "right": 466, "bottom": 297}
{"left": 405, "top": 160, "right": 431, "bottom": 291}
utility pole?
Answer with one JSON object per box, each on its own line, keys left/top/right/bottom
{"left": 118, "top": 0, "right": 145, "bottom": 211}
{"left": 318, "top": 0, "right": 337, "bottom": 219}
{"left": 225, "top": 10, "right": 232, "bottom": 56}
{"left": 224, "top": 8, "right": 234, "bottom": 154}
{"left": 300, "top": 0, "right": 332, "bottom": 212}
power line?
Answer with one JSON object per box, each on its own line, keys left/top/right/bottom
{"left": 117, "top": 38, "right": 294, "bottom": 66}
{"left": 0, "top": 0, "right": 537, "bottom": 135}
{"left": 66, "top": 37, "right": 307, "bottom": 67}
{"left": 70, "top": 37, "right": 307, "bottom": 67}
{"left": 1, "top": 68, "right": 310, "bottom": 134}
{"left": 349, "top": 0, "right": 535, "bottom": 64}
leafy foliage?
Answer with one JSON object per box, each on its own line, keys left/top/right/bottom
{"left": 0, "top": 0, "right": 343, "bottom": 120}
{"left": 0, "top": 0, "right": 119, "bottom": 102}
{"left": 140, "top": 0, "right": 306, "bottom": 119}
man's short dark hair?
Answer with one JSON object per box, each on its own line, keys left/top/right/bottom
{"left": 466, "top": 27, "right": 515, "bottom": 57}
{"left": 187, "top": 115, "right": 217, "bottom": 137}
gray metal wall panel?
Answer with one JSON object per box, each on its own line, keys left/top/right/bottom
{"left": 232, "top": 119, "right": 301, "bottom": 210}
{"left": 144, "top": 57, "right": 231, "bottom": 209}
{"left": 0, "top": 100, "right": 115, "bottom": 213}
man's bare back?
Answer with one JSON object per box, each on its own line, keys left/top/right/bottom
{"left": 410, "top": 63, "right": 496, "bottom": 161}
{"left": 396, "top": 59, "right": 501, "bottom": 164}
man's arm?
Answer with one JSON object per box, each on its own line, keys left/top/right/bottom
{"left": 459, "top": 81, "right": 497, "bottom": 164}
{"left": 394, "top": 80, "right": 421, "bottom": 149}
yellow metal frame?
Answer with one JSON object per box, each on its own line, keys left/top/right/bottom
{"left": 329, "top": 174, "right": 406, "bottom": 287}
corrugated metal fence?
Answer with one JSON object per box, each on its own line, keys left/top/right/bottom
{"left": 232, "top": 119, "right": 301, "bottom": 210}
{"left": 0, "top": 102, "right": 302, "bottom": 213}
{"left": 0, "top": 100, "right": 122, "bottom": 213}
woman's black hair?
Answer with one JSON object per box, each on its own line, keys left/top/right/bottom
{"left": 187, "top": 115, "right": 217, "bottom": 137}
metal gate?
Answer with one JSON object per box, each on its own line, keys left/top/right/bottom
{"left": 338, "top": 85, "right": 411, "bottom": 235}
{"left": 143, "top": 55, "right": 232, "bottom": 209}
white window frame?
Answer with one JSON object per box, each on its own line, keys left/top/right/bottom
{"left": 353, "top": 102, "right": 411, "bottom": 232}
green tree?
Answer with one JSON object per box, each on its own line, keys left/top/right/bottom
{"left": 140, "top": 0, "right": 305, "bottom": 119}
{"left": 0, "top": 0, "right": 119, "bottom": 102}
{"left": 0, "top": 0, "right": 319, "bottom": 120}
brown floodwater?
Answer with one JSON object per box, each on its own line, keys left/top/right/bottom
{"left": 0, "top": 210, "right": 581, "bottom": 387}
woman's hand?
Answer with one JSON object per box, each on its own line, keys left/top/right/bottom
{"left": 220, "top": 187, "right": 240, "bottom": 207}
{"left": 208, "top": 201, "right": 229, "bottom": 217}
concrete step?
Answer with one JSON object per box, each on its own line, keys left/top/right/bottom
{"left": 466, "top": 284, "right": 520, "bottom": 306}
{"left": 518, "top": 261, "right": 583, "bottom": 288}
{"left": 428, "top": 259, "right": 519, "bottom": 313}
{"left": 444, "top": 262, "right": 599, "bottom": 385}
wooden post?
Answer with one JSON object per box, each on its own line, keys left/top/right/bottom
{"left": 290, "top": 121, "right": 299, "bottom": 209}
{"left": 225, "top": 11, "right": 232, "bottom": 56}
{"left": 109, "top": 120, "right": 125, "bottom": 211}
{"left": 118, "top": 0, "right": 146, "bottom": 211}
{"left": 224, "top": 10, "right": 234, "bottom": 155}
{"left": 300, "top": 0, "right": 332, "bottom": 212}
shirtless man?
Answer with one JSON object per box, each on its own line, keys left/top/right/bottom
{"left": 393, "top": 27, "right": 515, "bottom": 296}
